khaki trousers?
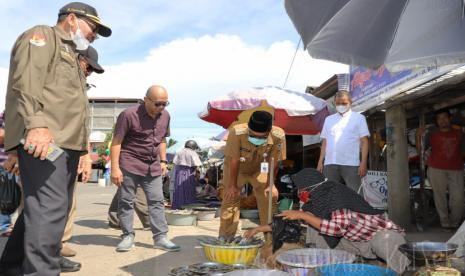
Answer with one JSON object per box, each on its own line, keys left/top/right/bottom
{"left": 219, "top": 171, "right": 276, "bottom": 238}
{"left": 428, "top": 167, "right": 464, "bottom": 227}
{"left": 62, "top": 182, "right": 78, "bottom": 243}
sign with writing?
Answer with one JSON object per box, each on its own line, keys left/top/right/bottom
{"left": 361, "top": 170, "right": 388, "bottom": 210}
{"left": 350, "top": 64, "right": 461, "bottom": 112}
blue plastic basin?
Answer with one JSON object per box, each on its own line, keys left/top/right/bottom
{"left": 316, "top": 264, "right": 397, "bottom": 276}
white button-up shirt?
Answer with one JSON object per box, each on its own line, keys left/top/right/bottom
{"left": 320, "top": 110, "right": 370, "bottom": 166}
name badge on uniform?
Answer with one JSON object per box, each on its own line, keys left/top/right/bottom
{"left": 261, "top": 162, "right": 269, "bottom": 173}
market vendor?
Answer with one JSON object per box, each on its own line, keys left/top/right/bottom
{"left": 219, "top": 111, "right": 286, "bottom": 240}
{"left": 416, "top": 109, "right": 465, "bottom": 230}
{"left": 278, "top": 168, "right": 410, "bottom": 274}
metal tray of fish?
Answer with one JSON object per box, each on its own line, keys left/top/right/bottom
{"left": 199, "top": 236, "right": 263, "bottom": 246}
{"left": 188, "top": 262, "right": 233, "bottom": 275}
{"left": 170, "top": 263, "right": 257, "bottom": 276}
{"left": 399, "top": 242, "right": 458, "bottom": 261}
{"left": 169, "top": 266, "right": 193, "bottom": 276}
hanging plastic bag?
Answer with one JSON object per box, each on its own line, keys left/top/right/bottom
{"left": 0, "top": 173, "right": 21, "bottom": 215}
{"left": 272, "top": 215, "right": 301, "bottom": 253}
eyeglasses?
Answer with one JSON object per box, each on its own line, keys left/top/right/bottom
{"left": 146, "top": 97, "right": 170, "bottom": 107}
{"left": 78, "top": 17, "right": 99, "bottom": 39}
{"left": 154, "top": 102, "right": 169, "bottom": 107}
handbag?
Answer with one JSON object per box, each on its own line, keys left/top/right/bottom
{"left": 0, "top": 173, "right": 21, "bottom": 215}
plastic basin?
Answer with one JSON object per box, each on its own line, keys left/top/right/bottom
{"left": 201, "top": 242, "right": 263, "bottom": 265}
{"left": 276, "top": 248, "right": 356, "bottom": 276}
{"left": 222, "top": 269, "right": 291, "bottom": 275}
{"left": 240, "top": 209, "right": 259, "bottom": 219}
{"left": 165, "top": 211, "right": 197, "bottom": 226}
{"left": 316, "top": 264, "right": 397, "bottom": 276}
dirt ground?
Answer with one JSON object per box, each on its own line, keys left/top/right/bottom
{"left": 0, "top": 182, "right": 463, "bottom": 275}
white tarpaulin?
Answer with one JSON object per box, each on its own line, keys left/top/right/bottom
{"left": 448, "top": 222, "right": 465, "bottom": 257}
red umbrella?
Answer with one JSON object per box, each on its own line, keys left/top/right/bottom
{"left": 199, "top": 86, "right": 329, "bottom": 135}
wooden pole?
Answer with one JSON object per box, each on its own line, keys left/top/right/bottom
{"left": 268, "top": 157, "right": 275, "bottom": 224}
{"left": 385, "top": 105, "right": 411, "bottom": 229}
{"left": 368, "top": 117, "right": 379, "bottom": 170}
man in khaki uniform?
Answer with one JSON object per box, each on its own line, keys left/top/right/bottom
{"left": 219, "top": 111, "right": 286, "bottom": 239}
{"left": 61, "top": 45, "right": 105, "bottom": 260}
{"left": 0, "top": 3, "right": 111, "bottom": 275}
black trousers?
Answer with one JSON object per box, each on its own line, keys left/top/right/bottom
{"left": 0, "top": 148, "right": 80, "bottom": 276}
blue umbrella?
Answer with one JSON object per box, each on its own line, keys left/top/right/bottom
{"left": 285, "top": 0, "right": 465, "bottom": 71}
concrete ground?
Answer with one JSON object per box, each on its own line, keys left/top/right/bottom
{"left": 0, "top": 182, "right": 463, "bottom": 275}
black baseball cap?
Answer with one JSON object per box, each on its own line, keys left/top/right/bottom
{"left": 78, "top": 46, "right": 104, "bottom": 74}
{"left": 59, "top": 2, "right": 112, "bottom": 37}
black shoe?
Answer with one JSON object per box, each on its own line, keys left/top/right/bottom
{"left": 60, "top": 257, "right": 81, "bottom": 273}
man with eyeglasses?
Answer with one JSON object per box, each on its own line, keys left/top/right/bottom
{"left": 0, "top": 45, "right": 105, "bottom": 274}
{"left": 110, "top": 85, "right": 180, "bottom": 252}
{"left": 219, "top": 111, "right": 286, "bottom": 240}
{"left": 0, "top": 2, "right": 111, "bottom": 275}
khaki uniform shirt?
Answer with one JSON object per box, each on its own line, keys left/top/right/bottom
{"left": 224, "top": 123, "right": 287, "bottom": 176}
{"left": 5, "top": 25, "right": 88, "bottom": 152}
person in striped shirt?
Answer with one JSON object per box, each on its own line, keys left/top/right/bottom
{"left": 277, "top": 168, "right": 410, "bottom": 274}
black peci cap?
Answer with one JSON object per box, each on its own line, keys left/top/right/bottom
{"left": 59, "top": 2, "right": 112, "bottom": 37}
{"left": 248, "top": 111, "right": 273, "bottom": 133}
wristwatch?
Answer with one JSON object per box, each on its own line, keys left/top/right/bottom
{"left": 160, "top": 160, "right": 168, "bottom": 164}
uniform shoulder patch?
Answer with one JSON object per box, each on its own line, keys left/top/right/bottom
{"left": 271, "top": 127, "right": 285, "bottom": 139}
{"left": 29, "top": 33, "right": 46, "bottom": 47}
{"left": 234, "top": 125, "right": 248, "bottom": 135}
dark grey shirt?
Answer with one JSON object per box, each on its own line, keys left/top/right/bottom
{"left": 114, "top": 104, "right": 170, "bottom": 177}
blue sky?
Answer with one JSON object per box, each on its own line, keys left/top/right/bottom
{"left": 0, "top": 0, "right": 347, "bottom": 143}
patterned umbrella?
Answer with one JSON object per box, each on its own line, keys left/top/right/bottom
{"left": 198, "top": 86, "right": 328, "bottom": 135}
{"left": 286, "top": 0, "right": 465, "bottom": 71}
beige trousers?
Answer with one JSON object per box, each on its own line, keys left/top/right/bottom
{"left": 428, "top": 167, "right": 464, "bottom": 227}
{"left": 219, "top": 171, "right": 277, "bottom": 238}
{"left": 62, "top": 182, "right": 77, "bottom": 243}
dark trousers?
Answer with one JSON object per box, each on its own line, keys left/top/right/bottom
{"left": 108, "top": 186, "right": 150, "bottom": 228}
{"left": 0, "top": 148, "right": 79, "bottom": 276}
{"left": 118, "top": 169, "right": 168, "bottom": 241}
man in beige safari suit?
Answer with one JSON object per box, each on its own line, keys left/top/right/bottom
{"left": 0, "top": 3, "right": 111, "bottom": 275}
{"left": 219, "top": 111, "right": 286, "bottom": 239}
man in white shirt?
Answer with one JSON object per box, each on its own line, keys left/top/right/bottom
{"left": 317, "top": 91, "right": 370, "bottom": 193}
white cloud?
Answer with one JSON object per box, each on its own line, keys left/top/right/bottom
{"left": 0, "top": 34, "right": 347, "bottom": 141}
{"left": 87, "top": 34, "right": 346, "bottom": 113}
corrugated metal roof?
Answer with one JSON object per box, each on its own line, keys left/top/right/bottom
{"left": 404, "top": 65, "right": 465, "bottom": 95}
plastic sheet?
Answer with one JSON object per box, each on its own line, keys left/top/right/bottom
{"left": 272, "top": 216, "right": 301, "bottom": 253}
{"left": 0, "top": 173, "right": 21, "bottom": 215}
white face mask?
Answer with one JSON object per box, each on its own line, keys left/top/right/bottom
{"left": 336, "top": 104, "right": 350, "bottom": 114}
{"left": 70, "top": 18, "right": 90, "bottom": 51}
